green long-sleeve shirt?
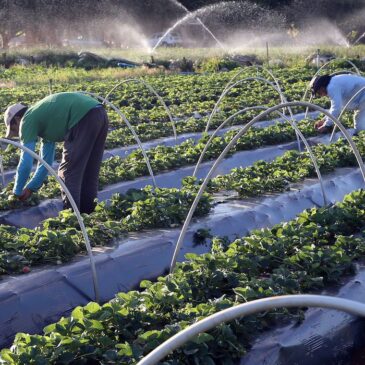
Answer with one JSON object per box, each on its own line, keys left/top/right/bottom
{"left": 14, "top": 92, "right": 100, "bottom": 195}
{"left": 20, "top": 92, "right": 100, "bottom": 143}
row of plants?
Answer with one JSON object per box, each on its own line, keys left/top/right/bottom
{"left": 0, "top": 66, "right": 316, "bottom": 123}
{"left": 0, "top": 128, "right": 360, "bottom": 275}
{"left": 0, "top": 65, "right": 334, "bottom": 148}
{"left": 0, "top": 181, "right": 212, "bottom": 276}
{"left": 0, "top": 116, "right": 330, "bottom": 210}
{"left": 209, "top": 130, "right": 361, "bottom": 197}
{"left": 2, "top": 189, "right": 365, "bottom": 364}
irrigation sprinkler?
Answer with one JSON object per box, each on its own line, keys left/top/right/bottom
{"left": 170, "top": 101, "right": 365, "bottom": 274}
{"left": 0, "top": 138, "right": 100, "bottom": 303}
{"left": 104, "top": 78, "right": 177, "bottom": 141}
{"left": 76, "top": 91, "right": 157, "bottom": 188}
{"left": 136, "top": 294, "right": 365, "bottom": 365}
{"left": 329, "top": 85, "right": 365, "bottom": 142}
{"left": 204, "top": 76, "right": 302, "bottom": 151}
{"left": 193, "top": 105, "right": 328, "bottom": 206}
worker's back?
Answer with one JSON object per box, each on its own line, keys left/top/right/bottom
{"left": 328, "top": 74, "right": 365, "bottom": 109}
{"left": 20, "top": 92, "right": 100, "bottom": 143}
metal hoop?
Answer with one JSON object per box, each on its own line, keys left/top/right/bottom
{"left": 205, "top": 76, "right": 301, "bottom": 152}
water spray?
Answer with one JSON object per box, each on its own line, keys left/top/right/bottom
{"left": 151, "top": 2, "right": 234, "bottom": 52}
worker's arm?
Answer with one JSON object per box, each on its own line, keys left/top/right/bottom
{"left": 26, "top": 141, "right": 56, "bottom": 191}
{"left": 324, "top": 88, "right": 342, "bottom": 126}
{"left": 13, "top": 141, "right": 36, "bottom": 196}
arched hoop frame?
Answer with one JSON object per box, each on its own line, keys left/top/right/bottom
{"left": 0, "top": 138, "right": 100, "bottom": 302}
{"left": 221, "top": 65, "right": 283, "bottom": 98}
{"left": 75, "top": 91, "right": 157, "bottom": 188}
{"left": 204, "top": 76, "right": 302, "bottom": 152}
{"left": 136, "top": 294, "right": 365, "bottom": 365}
{"left": 329, "top": 85, "right": 365, "bottom": 142}
{"left": 104, "top": 78, "right": 177, "bottom": 140}
{"left": 192, "top": 105, "right": 328, "bottom": 206}
{"left": 170, "top": 101, "right": 365, "bottom": 274}
{"left": 205, "top": 76, "right": 291, "bottom": 133}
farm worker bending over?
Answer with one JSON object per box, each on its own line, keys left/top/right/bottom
{"left": 3, "top": 92, "right": 109, "bottom": 214}
{"left": 311, "top": 74, "right": 365, "bottom": 134}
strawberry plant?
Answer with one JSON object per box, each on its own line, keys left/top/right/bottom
{"left": 2, "top": 189, "right": 365, "bottom": 364}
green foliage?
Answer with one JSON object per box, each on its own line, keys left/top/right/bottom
{"left": 3, "top": 189, "right": 365, "bottom": 364}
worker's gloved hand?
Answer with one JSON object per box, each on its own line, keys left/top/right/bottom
{"left": 314, "top": 119, "right": 332, "bottom": 134}
{"left": 314, "top": 119, "right": 326, "bottom": 130}
{"left": 18, "top": 188, "right": 33, "bottom": 201}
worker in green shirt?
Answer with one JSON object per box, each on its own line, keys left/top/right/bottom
{"left": 3, "top": 92, "right": 109, "bottom": 214}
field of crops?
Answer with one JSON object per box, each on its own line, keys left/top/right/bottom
{"left": 1, "top": 53, "right": 365, "bottom": 364}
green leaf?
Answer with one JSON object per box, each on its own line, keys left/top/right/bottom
{"left": 71, "top": 307, "right": 84, "bottom": 320}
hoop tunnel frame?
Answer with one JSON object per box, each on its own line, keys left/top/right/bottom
{"left": 204, "top": 76, "right": 302, "bottom": 152}
{"left": 170, "top": 101, "right": 365, "bottom": 274}
{"left": 192, "top": 105, "right": 328, "bottom": 206}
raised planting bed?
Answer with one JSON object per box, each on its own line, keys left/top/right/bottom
{"left": 0, "top": 166, "right": 362, "bottom": 348}
{"left": 0, "top": 127, "right": 352, "bottom": 228}
{"left": 2, "top": 188, "right": 365, "bottom": 363}
{"left": 239, "top": 262, "right": 365, "bottom": 365}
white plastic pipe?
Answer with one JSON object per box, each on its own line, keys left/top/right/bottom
{"left": 104, "top": 78, "right": 177, "bottom": 140}
{"left": 193, "top": 106, "right": 266, "bottom": 177}
{"left": 206, "top": 76, "right": 288, "bottom": 133}
{"left": 0, "top": 155, "right": 4, "bottom": 187}
{"left": 222, "top": 66, "right": 282, "bottom": 97}
{"left": 0, "top": 138, "right": 100, "bottom": 302}
{"left": 136, "top": 294, "right": 365, "bottom": 365}
{"left": 170, "top": 101, "right": 365, "bottom": 274}
{"left": 76, "top": 91, "right": 157, "bottom": 188}
{"left": 204, "top": 76, "right": 301, "bottom": 152}
{"left": 195, "top": 105, "right": 327, "bottom": 204}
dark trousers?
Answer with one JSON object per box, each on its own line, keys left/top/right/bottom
{"left": 58, "top": 106, "right": 109, "bottom": 214}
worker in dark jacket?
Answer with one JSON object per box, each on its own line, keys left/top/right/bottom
{"left": 3, "top": 92, "right": 109, "bottom": 214}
